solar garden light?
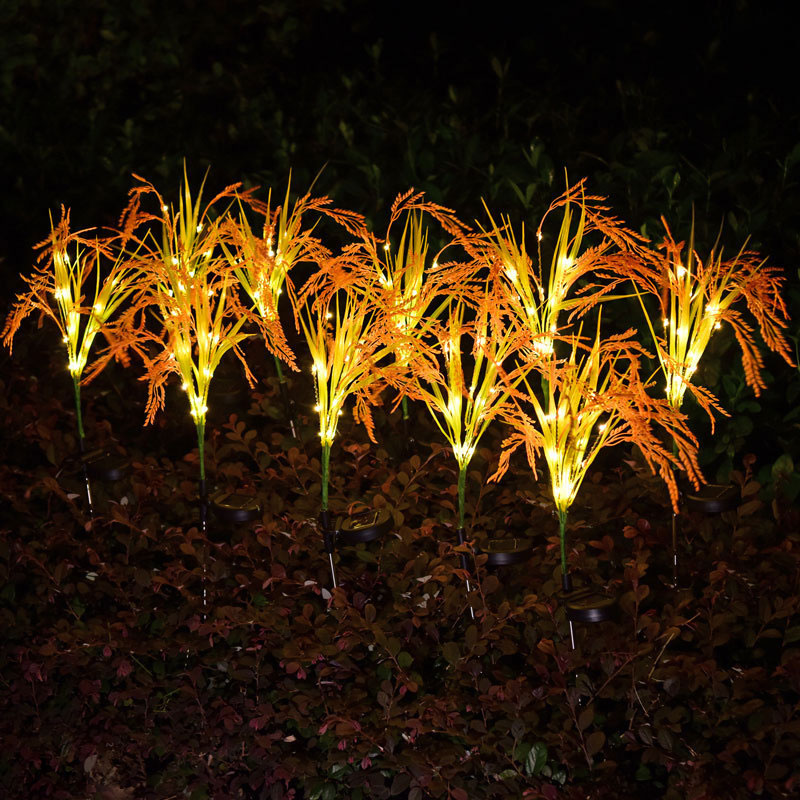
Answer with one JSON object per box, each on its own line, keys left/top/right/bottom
{"left": 290, "top": 249, "right": 415, "bottom": 588}
{"left": 3, "top": 207, "right": 142, "bottom": 511}
{"left": 404, "top": 287, "right": 533, "bottom": 617}
{"left": 498, "top": 321, "right": 702, "bottom": 648}
{"left": 221, "top": 180, "right": 338, "bottom": 439}
{"left": 119, "top": 167, "right": 258, "bottom": 533}
{"left": 635, "top": 220, "right": 794, "bottom": 585}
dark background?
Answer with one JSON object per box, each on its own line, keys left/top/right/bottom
{"left": 2, "top": 0, "right": 797, "bottom": 256}
{"left": 1, "top": 0, "right": 799, "bottom": 481}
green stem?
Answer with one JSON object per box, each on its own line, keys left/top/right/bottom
{"left": 557, "top": 508, "right": 568, "bottom": 576}
{"left": 321, "top": 442, "right": 331, "bottom": 512}
{"left": 196, "top": 418, "right": 206, "bottom": 483}
{"left": 457, "top": 464, "right": 467, "bottom": 530}
{"left": 274, "top": 354, "right": 285, "bottom": 384}
{"left": 401, "top": 395, "right": 409, "bottom": 421}
{"left": 72, "top": 375, "right": 85, "bottom": 446}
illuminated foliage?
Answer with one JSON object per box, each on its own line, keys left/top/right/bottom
{"left": 474, "top": 179, "right": 650, "bottom": 359}
{"left": 290, "top": 246, "right": 414, "bottom": 510}
{"left": 636, "top": 220, "right": 794, "bottom": 420}
{"left": 508, "top": 326, "right": 700, "bottom": 499}
{"left": 363, "top": 190, "right": 469, "bottom": 437}
{"left": 406, "top": 289, "right": 527, "bottom": 527}
{"left": 498, "top": 323, "right": 703, "bottom": 574}
{"left": 2, "top": 207, "right": 141, "bottom": 440}
{"left": 118, "top": 169, "right": 255, "bottom": 480}
{"left": 221, "top": 180, "right": 362, "bottom": 372}
{"left": 365, "top": 191, "right": 465, "bottom": 351}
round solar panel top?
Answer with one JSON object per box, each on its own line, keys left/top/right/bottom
{"left": 337, "top": 507, "right": 393, "bottom": 545}
{"left": 684, "top": 484, "right": 738, "bottom": 514}
{"left": 564, "top": 591, "right": 618, "bottom": 623}
{"left": 480, "top": 537, "right": 534, "bottom": 567}
{"left": 211, "top": 492, "right": 262, "bottom": 524}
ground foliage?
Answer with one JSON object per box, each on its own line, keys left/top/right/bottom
{"left": 1, "top": 332, "right": 799, "bottom": 799}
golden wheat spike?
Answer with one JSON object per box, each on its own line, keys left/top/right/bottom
{"left": 635, "top": 219, "right": 794, "bottom": 423}
{"left": 498, "top": 323, "right": 702, "bottom": 513}
{"left": 3, "top": 206, "right": 146, "bottom": 441}
{"left": 111, "top": 169, "right": 256, "bottom": 481}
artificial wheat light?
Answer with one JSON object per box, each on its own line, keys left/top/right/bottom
{"left": 222, "top": 181, "right": 347, "bottom": 372}
{"left": 407, "top": 292, "right": 526, "bottom": 529}
{"left": 120, "top": 168, "right": 254, "bottom": 487}
{"left": 475, "top": 179, "right": 649, "bottom": 357}
{"left": 636, "top": 220, "right": 794, "bottom": 421}
{"left": 291, "top": 252, "right": 414, "bottom": 517}
{"left": 364, "top": 191, "right": 465, "bottom": 432}
{"left": 372, "top": 210, "right": 430, "bottom": 369}
{"left": 3, "top": 207, "right": 141, "bottom": 447}
{"left": 497, "top": 321, "right": 703, "bottom": 577}
{"left": 399, "top": 282, "right": 527, "bottom": 617}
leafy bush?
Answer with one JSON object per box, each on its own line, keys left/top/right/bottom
{"left": 1, "top": 339, "right": 799, "bottom": 798}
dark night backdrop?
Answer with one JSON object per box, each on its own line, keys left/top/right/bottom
{"left": 1, "top": 0, "right": 799, "bottom": 474}
{"left": 1, "top": 0, "right": 797, "bottom": 258}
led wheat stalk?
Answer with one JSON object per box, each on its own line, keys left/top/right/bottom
{"left": 408, "top": 293, "right": 525, "bottom": 529}
{"left": 497, "top": 322, "right": 703, "bottom": 577}
{"left": 405, "top": 289, "right": 527, "bottom": 617}
{"left": 124, "top": 170, "right": 253, "bottom": 488}
{"left": 476, "top": 179, "right": 649, "bottom": 357}
{"left": 291, "top": 254, "right": 410, "bottom": 517}
{"left": 636, "top": 220, "right": 794, "bottom": 423}
{"left": 3, "top": 207, "right": 141, "bottom": 448}
{"left": 366, "top": 191, "right": 467, "bottom": 432}
{"left": 222, "top": 182, "right": 343, "bottom": 374}
{"left": 374, "top": 210, "right": 429, "bottom": 432}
